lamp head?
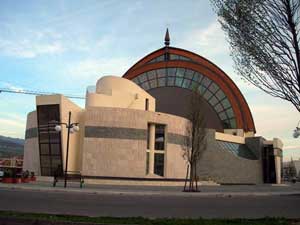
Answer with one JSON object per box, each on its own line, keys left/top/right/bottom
{"left": 293, "top": 127, "right": 300, "bottom": 138}
{"left": 72, "top": 125, "right": 79, "bottom": 132}
{"left": 54, "top": 125, "right": 62, "bottom": 132}
{"left": 70, "top": 127, "right": 74, "bottom": 134}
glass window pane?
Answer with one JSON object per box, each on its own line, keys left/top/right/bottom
{"left": 184, "top": 69, "right": 194, "bottom": 79}
{"left": 50, "top": 144, "right": 61, "bottom": 155}
{"left": 215, "top": 89, "right": 225, "bottom": 100}
{"left": 170, "top": 54, "right": 179, "bottom": 60}
{"left": 214, "top": 103, "right": 224, "bottom": 113}
{"left": 138, "top": 73, "right": 147, "bottom": 82}
{"left": 203, "top": 90, "right": 213, "bottom": 100}
{"left": 39, "top": 132, "right": 49, "bottom": 143}
{"left": 149, "top": 79, "right": 157, "bottom": 89}
{"left": 222, "top": 120, "right": 230, "bottom": 129}
{"left": 40, "top": 156, "right": 51, "bottom": 167}
{"left": 226, "top": 108, "right": 234, "bottom": 118}
{"left": 156, "top": 55, "right": 164, "bottom": 62}
{"left": 155, "top": 124, "right": 165, "bottom": 150}
{"left": 40, "top": 144, "right": 49, "bottom": 155}
{"left": 219, "top": 112, "right": 227, "bottom": 120}
{"left": 156, "top": 68, "right": 166, "bottom": 78}
{"left": 147, "top": 70, "right": 156, "bottom": 80}
{"left": 49, "top": 131, "right": 60, "bottom": 143}
{"left": 146, "top": 152, "right": 149, "bottom": 174}
{"left": 209, "top": 96, "right": 218, "bottom": 106}
{"left": 167, "top": 68, "right": 176, "bottom": 76}
{"left": 176, "top": 68, "right": 185, "bottom": 77}
{"left": 51, "top": 156, "right": 62, "bottom": 168}
{"left": 175, "top": 77, "right": 183, "bottom": 87}
{"left": 132, "top": 77, "right": 139, "bottom": 84}
{"left": 167, "top": 77, "right": 175, "bottom": 86}
{"left": 230, "top": 119, "right": 237, "bottom": 128}
{"left": 157, "top": 78, "right": 166, "bottom": 87}
{"left": 201, "top": 77, "right": 212, "bottom": 88}
{"left": 190, "top": 81, "right": 199, "bottom": 91}
{"left": 154, "top": 153, "right": 164, "bottom": 176}
{"left": 209, "top": 82, "right": 219, "bottom": 94}
{"left": 182, "top": 79, "right": 191, "bottom": 89}
{"left": 193, "top": 72, "right": 203, "bottom": 82}
{"left": 221, "top": 98, "right": 231, "bottom": 109}
{"left": 141, "top": 82, "right": 150, "bottom": 90}
{"left": 198, "top": 84, "right": 206, "bottom": 95}
{"left": 41, "top": 167, "right": 51, "bottom": 176}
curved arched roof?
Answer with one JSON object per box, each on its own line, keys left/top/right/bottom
{"left": 123, "top": 46, "right": 255, "bottom": 133}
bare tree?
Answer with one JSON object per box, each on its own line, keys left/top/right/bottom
{"left": 283, "top": 158, "right": 297, "bottom": 181}
{"left": 211, "top": 0, "right": 300, "bottom": 111}
{"left": 182, "top": 89, "right": 207, "bottom": 192}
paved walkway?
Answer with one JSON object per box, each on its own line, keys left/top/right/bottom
{"left": 1, "top": 181, "right": 300, "bottom": 197}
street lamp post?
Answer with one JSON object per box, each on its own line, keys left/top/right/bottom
{"left": 51, "top": 111, "right": 79, "bottom": 188}
{"left": 293, "top": 120, "right": 300, "bottom": 138}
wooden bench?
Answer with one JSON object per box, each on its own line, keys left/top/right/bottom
{"left": 53, "top": 171, "right": 84, "bottom": 188}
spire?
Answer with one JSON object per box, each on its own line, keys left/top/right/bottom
{"left": 164, "top": 28, "right": 170, "bottom": 46}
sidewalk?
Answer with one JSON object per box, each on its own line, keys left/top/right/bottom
{"left": 1, "top": 181, "right": 300, "bottom": 197}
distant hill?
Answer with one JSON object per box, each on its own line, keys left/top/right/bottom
{"left": 0, "top": 135, "right": 24, "bottom": 158}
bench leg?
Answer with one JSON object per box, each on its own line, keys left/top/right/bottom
{"left": 53, "top": 178, "right": 57, "bottom": 187}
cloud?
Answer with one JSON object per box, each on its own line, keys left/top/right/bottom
{"left": 67, "top": 57, "right": 133, "bottom": 80}
{"left": 0, "top": 81, "right": 25, "bottom": 93}
{"left": 0, "top": 118, "right": 25, "bottom": 128}
{"left": 284, "top": 145, "right": 300, "bottom": 150}
{"left": 0, "top": 39, "right": 64, "bottom": 58}
{"left": 251, "top": 102, "right": 298, "bottom": 138}
{"left": 181, "top": 20, "right": 230, "bottom": 59}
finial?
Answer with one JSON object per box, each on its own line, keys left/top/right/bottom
{"left": 164, "top": 28, "right": 170, "bottom": 46}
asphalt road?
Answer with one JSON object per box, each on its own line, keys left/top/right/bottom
{"left": 0, "top": 188, "right": 300, "bottom": 218}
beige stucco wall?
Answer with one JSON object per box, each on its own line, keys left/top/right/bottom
{"left": 86, "top": 76, "right": 155, "bottom": 111}
{"left": 23, "top": 111, "right": 40, "bottom": 175}
{"left": 215, "top": 131, "right": 245, "bottom": 144}
{"left": 82, "top": 107, "right": 188, "bottom": 179}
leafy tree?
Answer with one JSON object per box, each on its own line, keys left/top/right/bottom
{"left": 211, "top": 0, "right": 300, "bottom": 110}
{"left": 182, "top": 88, "right": 208, "bottom": 192}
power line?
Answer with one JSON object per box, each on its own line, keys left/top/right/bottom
{"left": 0, "top": 88, "right": 85, "bottom": 99}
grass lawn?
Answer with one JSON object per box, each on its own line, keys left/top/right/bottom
{"left": 0, "top": 210, "right": 299, "bottom": 225}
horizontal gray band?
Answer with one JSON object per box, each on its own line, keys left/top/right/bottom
{"left": 85, "top": 126, "right": 187, "bottom": 145}
{"left": 85, "top": 126, "right": 147, "bottom": 140}
{"left": 168, "top": 133, "right": 186, "bottom": 146}
{"left": 27, "top": 126, "right": 187, "bottom": 145}
{"left": 25, "top": 127, "right": 38, "bottom": 139}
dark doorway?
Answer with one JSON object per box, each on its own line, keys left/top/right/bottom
{"left": 262, "top": 145, "right": 276, "bottom": 183}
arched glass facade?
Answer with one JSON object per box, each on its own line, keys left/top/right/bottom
{"left": 146, "top": 54, "right": 193, "bottom": 64}
{"left": 131, "top": 67, "right": 237, "bottom": 129}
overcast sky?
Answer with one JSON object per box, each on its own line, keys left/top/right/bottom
{"left": 0, "top": 0, "right": 299, "bottom": 161}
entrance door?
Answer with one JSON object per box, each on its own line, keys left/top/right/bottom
{"left": 262, "top": 145, "right": 276, "bottom": 183}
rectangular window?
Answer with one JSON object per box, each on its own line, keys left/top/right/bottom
{"left": 37, "top": 104, "right": 63, "bottom": 176}
{"left": 146, "top": 152, "right": 149, "bottom": 174}
{"left": 145, "top": 98, "right": 149, "bottom": 111}
{"left": 154, "top": 153, "right": 164, "bottom": 176}
{"left": 155, "top": 124, "right": 165, "bottom": 150}
{"left": 147, "top": 123, "right": 150, "bottom": 149}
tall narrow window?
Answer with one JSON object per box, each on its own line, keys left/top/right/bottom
{"left": 155, "top": 124, "right": 165, "bottom": 150}
{"left": 147, "top": 123, "right": 150, "bottom": 149}
{"left": 145, "top": 98, "right": 149, "bottom": 111}
{"left": 154, "top": 153, "right": 164, "bottom": 176}
{"left": 146, "top": 152, "right": 150, "bottom": 174}
{"left": 37, "top": 104, "right": 63, "bottom": 176}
